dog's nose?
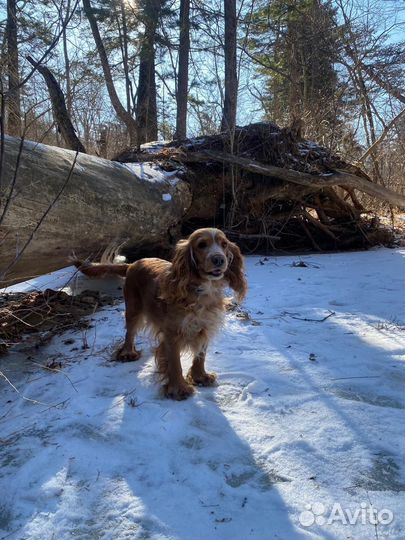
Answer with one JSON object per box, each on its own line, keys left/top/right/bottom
{"left": 211, "top": 254, "right": 225, "bottom": 267}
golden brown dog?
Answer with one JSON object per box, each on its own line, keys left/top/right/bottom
{"left": 75, "top": 228, "right": 247, "bottom": 400}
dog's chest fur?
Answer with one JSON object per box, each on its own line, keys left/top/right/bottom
{"left": 180, "top": 283, "right": 225, "bottom": 340}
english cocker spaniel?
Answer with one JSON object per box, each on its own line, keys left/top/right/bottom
{"left": 75, "top": 228, "right": 247, "bottom": 400}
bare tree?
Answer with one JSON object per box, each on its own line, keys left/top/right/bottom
{"left": 115, "top": 0, "right": 135, "bottom": 115}
{"left": 6, "top": 0, "right": 21, "bottom": 136}
{"left": 221, "top": 0, "right": 237, "bottom": 136}
{"left": 83, "top": 0, "right": 137, "bottom": 145}
{"left": 59, "top": 0, "right": 73, "bottom": 116}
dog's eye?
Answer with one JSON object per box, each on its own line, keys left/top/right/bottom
{"left": 197, "top": 241, "right": 207, "bottom": 249}
{"left": 221, "top": 241, "right": 227, "bottom": 248}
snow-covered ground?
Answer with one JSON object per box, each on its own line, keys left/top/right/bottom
{"left": 1, "top": 248, "right": 404, "bottom": 540}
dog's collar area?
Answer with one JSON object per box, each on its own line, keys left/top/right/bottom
{"left": 195, "top": 285, "right": 205, "bottom": 294}
{"left": 195, "top": 279, "right": 224, "bottom": 296}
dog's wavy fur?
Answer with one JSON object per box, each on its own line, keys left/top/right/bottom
{"left": 74, "top": 228, "right": 247, "bottom": 400}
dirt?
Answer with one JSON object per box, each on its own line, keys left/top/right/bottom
{"left": 0, "top": 288, "right": 116, "bottom": 354}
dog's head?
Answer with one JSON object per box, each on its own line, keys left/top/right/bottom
{"left": 167, "top": 228, "right": 247, "bottom": 302}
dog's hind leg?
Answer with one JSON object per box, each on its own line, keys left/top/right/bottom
{"left": 116, "top": 289, "right": 142, "bottom": 362}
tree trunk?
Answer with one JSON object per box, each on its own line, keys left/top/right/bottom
{"left": 83, "top": 0, "right": 137, "bottom": 145}
{"left": 136, "top": 0, "right": 160, "bottom": 145}
{"left": 0, "top": 136, "right": 191, "bottom": 286}
{"left": 221, "top": 0, "right": 237, "bottom": 135}
{"left": 26, "top": 56, "right": 86, "bottom": 153}
{"left": 136, "top": 38, "right": 158, "bottom": 145}
{"left": 61, "top": 0, "right": 72, "bottom": 116}
{"left": 175, "top": 0, "right": 190, "bottom": 140}
{"left": 117, "top": 0, "right": 133, "bottom": 115}
{"left": 6, "top": 0, "right": 21, "bottom": 136}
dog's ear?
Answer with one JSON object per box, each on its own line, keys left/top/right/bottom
{"left": 225, "top": 241, "right": 247, "bottom": 302}
{"left": 161, "top": 238, "right": 195, "bottom": 303}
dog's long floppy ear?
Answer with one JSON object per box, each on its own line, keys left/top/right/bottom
{"left": 161, "top": 238, "right": 195, "bottom": 303}
{"left": 225, "top": 241, "right": 247, "bottom": 302}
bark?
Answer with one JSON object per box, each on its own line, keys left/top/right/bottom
{"left": 175, "top": 0, "right": 190, "bottom": 140}
{"left": 26, "top": 56, "right": 86, "bottom": 153}
{"left": 221, "top": 0, "right": 238, "bottom": 135}
{"left": 6, "top": 0, "right": 21, "bottom": 136}
{"left": 0, "top": 136, "right": 191, "bottom": 286}
{"left": 83, "top": 0, "right": 137, "bottom": 145}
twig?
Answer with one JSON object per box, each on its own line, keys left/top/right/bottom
{"left": 27, "top": 360, "right": 78, "bottom": 393}
{"left": 39, "top": 398, "right": 70, "bottom": 414}
{"left": 223, "top": 230, "right": 281, "bottom": 240}
{"left": 290, "top": 310, "right": 336, "bottom": 322}
{"left": 356, "top": 108, "right": 405, "bottom": 165}
{"left": 331, "top": 375, "right": 379, "bottom": 381}
{"left": 0, "top": 369, "right": 52, "bottom": 406}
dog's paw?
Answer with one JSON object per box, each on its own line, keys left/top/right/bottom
{"left": 187, "top": 370, "right": 217, "bottom": 387}
{"left": 164, "top": 381, "right": 195, "bottom": 400}
{"left": 116, "top": 347, "right": 142, "bottom": 362}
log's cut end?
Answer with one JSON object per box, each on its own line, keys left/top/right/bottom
{"left": 0, "top": 136, "right": 192, "bottom": 287}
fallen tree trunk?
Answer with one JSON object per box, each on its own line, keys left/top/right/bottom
{"left": 0, "top": 136, "right": 191, "bottom": 286}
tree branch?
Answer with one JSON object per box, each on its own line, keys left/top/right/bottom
{"left": 356, "top": 108, "right": 405, "bottom": 165}
{"left": 26, "top": 56, "right": 86, "bottom": 153}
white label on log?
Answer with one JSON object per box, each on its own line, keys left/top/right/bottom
{"left": 162, "top": 193, "right": 172, "bottom": 201}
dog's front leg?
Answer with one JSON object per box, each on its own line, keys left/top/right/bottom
{"left": 162, "top": 338, "right": 194, "bottom": 400}
{"left": 187, "top": 342, "right": 217, "bottom": 386}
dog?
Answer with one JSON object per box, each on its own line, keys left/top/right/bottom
{"left": 74, "top": 228, "right": 247, "bottom": 400}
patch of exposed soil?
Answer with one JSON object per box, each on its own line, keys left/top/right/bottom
{"left": 0, "top": 289, "right": 116, "bottom": 354}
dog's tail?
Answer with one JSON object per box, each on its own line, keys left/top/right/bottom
{"left": 71, "top": 241, "right": 130, "bottom": 278}
{"left": 73, "top": 259, "right": 129, "bottom": 278}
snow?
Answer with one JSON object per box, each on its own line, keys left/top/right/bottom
{"left": 0, "top": 266, "right": 122, "bottom": 299}
{"left": 1, "top": 267, "right": 77, "bottom": 294}
{"left": 122, "top": 162, "right": 179, "bottom": 185}
{"left": 140, "top": 141, "right": 170, "bottom": 154}
{"left": 1, "top": 248, "right": 404, "bottom": 540}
